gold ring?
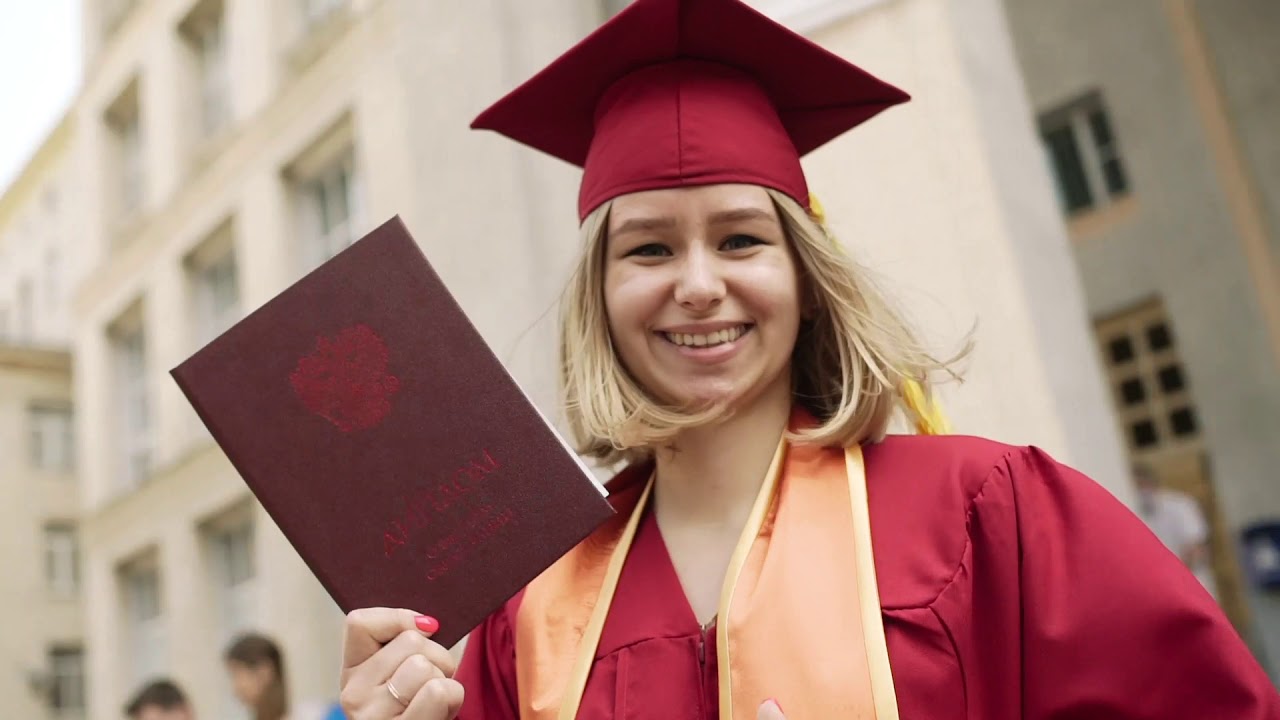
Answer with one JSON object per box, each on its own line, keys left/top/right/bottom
{"left": 387, "top": 680, "right": 410, "bottom": 707}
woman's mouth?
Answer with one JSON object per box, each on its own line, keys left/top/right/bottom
{"left": 658, "top": 324, "right": 753, "bottom": 348}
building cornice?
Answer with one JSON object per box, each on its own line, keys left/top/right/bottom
{"left": 0, "top": 343, "right": 72, "bottom": 373}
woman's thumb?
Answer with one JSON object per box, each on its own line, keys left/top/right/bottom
{"left": 757, "top": 698, "right": 786, "bottom": 720}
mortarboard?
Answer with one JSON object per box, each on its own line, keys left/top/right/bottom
{"left": 470, "top": 0, "right": 911, "bottom": 221}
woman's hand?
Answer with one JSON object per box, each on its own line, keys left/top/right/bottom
{"left": 339, "top": 608, "right": 463, "bottom": 720}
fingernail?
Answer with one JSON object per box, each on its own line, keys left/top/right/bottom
{"left": 415, "top": 615, "right": 439, "bottom": 634}
{"left": 768, "top": 698, "right": 784, "bottom": 712}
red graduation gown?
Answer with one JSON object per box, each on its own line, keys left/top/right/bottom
{"left": 455, "top": 435, "right": 1280, "bottom": 719}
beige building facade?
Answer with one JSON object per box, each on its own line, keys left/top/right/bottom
{"left": 0, "top": 0, "right": 1155, "bottom": 718}
{"left": 72, "top": 0, "right": 414, "bottom": 717}
{"left": 0, "top": 347, "right": 81, "bottom": 720}
{"left": 1004, "top": 0, "right": 1280, "bottom": 678}
{"left": 0, "top": 114, "right": 87, "bottom": 720}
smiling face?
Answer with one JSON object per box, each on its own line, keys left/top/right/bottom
{"left": 602, "top": 183, "right": 802, "bottom": 413}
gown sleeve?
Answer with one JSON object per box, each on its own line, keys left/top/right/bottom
{"left": 453, "top": 600, "right": 521, "bottom": 720}
{"left": 997, "top": 446, "right": 1280, "bottom": 718}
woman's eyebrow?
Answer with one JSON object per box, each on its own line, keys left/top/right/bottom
{"left": 706, "top": 208, "right": 774, "bottom": 224}
{"left": 611, "top": 216, "right": 677, "bottom": 237}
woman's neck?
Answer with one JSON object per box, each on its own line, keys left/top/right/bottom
{"left": 651, "top": 379, "right": 793, "bottom": 531}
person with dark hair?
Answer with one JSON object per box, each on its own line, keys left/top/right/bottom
{"left": 224, "top": 633, "right": 289, "bottom": 720}
{"left": 224, "top": 632, "right": 346, "bottom": 720}
{"left": 124, "top": 678, "right": 193, "bottom": 720}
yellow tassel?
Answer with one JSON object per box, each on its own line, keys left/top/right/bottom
{"left": 808, "top": 191, "right": 828, "bottom": 226}
{"left": 900, "top": 377, "right": 951, "bottom": 436}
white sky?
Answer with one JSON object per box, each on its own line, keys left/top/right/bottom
{"left": 0, "top": 0, "right": 81, "bottom": 194}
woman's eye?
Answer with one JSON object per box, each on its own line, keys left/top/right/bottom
{"left": 626, "top": 243, "right": 671, "bottom": 258}
{"left": 722, "top": 234, "right": 764, "bottom": 251}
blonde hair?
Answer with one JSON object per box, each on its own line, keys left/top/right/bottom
{"left": 559, "top": 187, "right": 969, "bottom": 465}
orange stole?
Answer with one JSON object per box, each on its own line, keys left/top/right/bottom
{"left": 513, "top": 437, "right": 898, "bottom": 720}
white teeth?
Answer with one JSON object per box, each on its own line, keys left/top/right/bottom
{"left": 664, "top": 325, "right": 747, "bottom": 347}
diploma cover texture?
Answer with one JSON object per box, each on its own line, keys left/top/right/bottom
{"left": 171, "top": 215, "right": 613, "bottom": 648}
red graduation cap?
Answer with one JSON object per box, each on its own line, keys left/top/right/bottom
{"left": 471, "top": 0, "right": 910, "bottom": 221}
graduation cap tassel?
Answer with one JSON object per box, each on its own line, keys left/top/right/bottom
{"left": 808, "top": 191, "right": 828, "bottom": 226}
{"left": 901, "top": 377, "right": 951, "bottom": 436}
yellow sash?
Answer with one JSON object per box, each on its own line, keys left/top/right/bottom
{"left": 514, "top": 422, "right": 898, "bottom": 719}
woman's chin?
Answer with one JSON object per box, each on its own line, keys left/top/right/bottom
{"left": 663, "top": 383, "right": 743, "bottom": 412}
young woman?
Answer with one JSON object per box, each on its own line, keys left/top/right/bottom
{"left": 225, "top": 633, "right": 346, "bottom": 720}
{"left": 225, "top": 633, "right": 289, "bottom": 720}
{"left": 335, "top": 0, "right": 1279, "bottom": 718}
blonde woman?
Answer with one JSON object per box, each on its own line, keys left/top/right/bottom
{"left": 335, "top": 0, "right": 1278, "bottom": 718}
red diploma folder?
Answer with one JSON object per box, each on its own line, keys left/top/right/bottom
{"left": 171, "top": 216, "right": 614, "bottom": 648}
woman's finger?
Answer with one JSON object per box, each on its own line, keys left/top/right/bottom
{"left": 358, "top": 654, "right": 442, "bottom": 720}
{"left": 345, "top": 629, "right": 453, "bottom": 692}
{"left": 402, "top": 677, "right": 465, "bottom": 720}
{"left": 342, "top": 608, "right": 430, "bottom": 670}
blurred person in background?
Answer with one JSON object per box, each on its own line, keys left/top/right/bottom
{"left": 1134, "top": 462, "right": 1219, "bottom": 600}
{"left": 124, "top": 678, "right": 195, "bottom": 720}
{"left": 225, "top": 632, "right": 346, "bottom": 720}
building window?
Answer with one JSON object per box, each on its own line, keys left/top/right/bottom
{"left": 110, "top": 312, "right": 151, "bottom": 490}
{"left": 205, "top": 509, "right": 256, "bottom": 720}
{"left": 1039, "top": 91, "right": 1130, "bottom": 216}
{"left": 44, "top": 524, "right": 79, "bottom": 597}
{"left": 1095, "top": 300, "right": 1200, "bottom": 453}
{"left": 186, "top": 225, "right": 241, "bottom": 346}
{"left": 181, "top": 0, "right": 230, "bottom": 138}
{"left": 29, "top": 403, "right": 75, "bottom": 472}
{"left": 48, "top": 646, "right": 85, "bottom": 719}
{"left": 300, "top": 0, "right": 345, "bottom": 32}
{"left": 294, "top": 147, "right": 361, "bottom": 271}
{"left": 120, "top": 560, "right": 165, "bottom": 687}
{"left": 209, "top": 523, "right": 255, "bottom": 620}
{"left": 206, "top": 518, "right": 256, "bottom": 638}
{"left": 105, "top": 79, "right": 144, "bottom": 219}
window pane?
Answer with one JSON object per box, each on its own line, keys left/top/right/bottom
{"left": 213, "top": 526, "right": 255, "bottom": 586}
{"left": 335, "top": 165, "right": 352, "bottom": 225}
{"left": 197, "top": 252, "right": 240, "bottom": 342}
{"left": 1088, "top": 110, "right": 1130, "bottom": 196}
{"left": 45, "top": 526, "right": 79, "bottom": 596}
{"left": 1158, "top": 364, "right": 1186, "bottom": 393}
{"left": 1087, "top": 109, "right": 1115, "bottom": 146}
{"left": 1130, "top": 419, "right": 1159, "bottom": 448}
{"left": 114, "top": 328, "right": 151, "bottom": 488}
{"left": 1119, "top": 377, "right": 1146, "bottom": 405}
{"left": 1043, "top": 125, "right": 1094, "bottom": 213}
{"left": 30, "top": 406, "right": 74, "bottom": 471}
{"left": 1170, "top": 407, "right": 1198, "bottom": 436}
{"left": 49, "top": 647, "right": 85, "bottom": 712}
{"left": 1102, "top": 158, "right": 1129, "bottom": 195}
{"left": 1107, "top": 336, "right": 1134, "bottom": 364}
{"left": 1147, "top": 322, "right": 1173, "bottom": 351}
{"left": 126, "top": 570, "right": 161, "bottom": 620}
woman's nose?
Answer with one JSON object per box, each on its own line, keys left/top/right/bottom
{"left": 672, "top": 246, "right": 725, "bottom": 311}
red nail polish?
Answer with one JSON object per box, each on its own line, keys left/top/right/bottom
{"left": 415, "top": 615, "right": 439, "bottom": 634}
